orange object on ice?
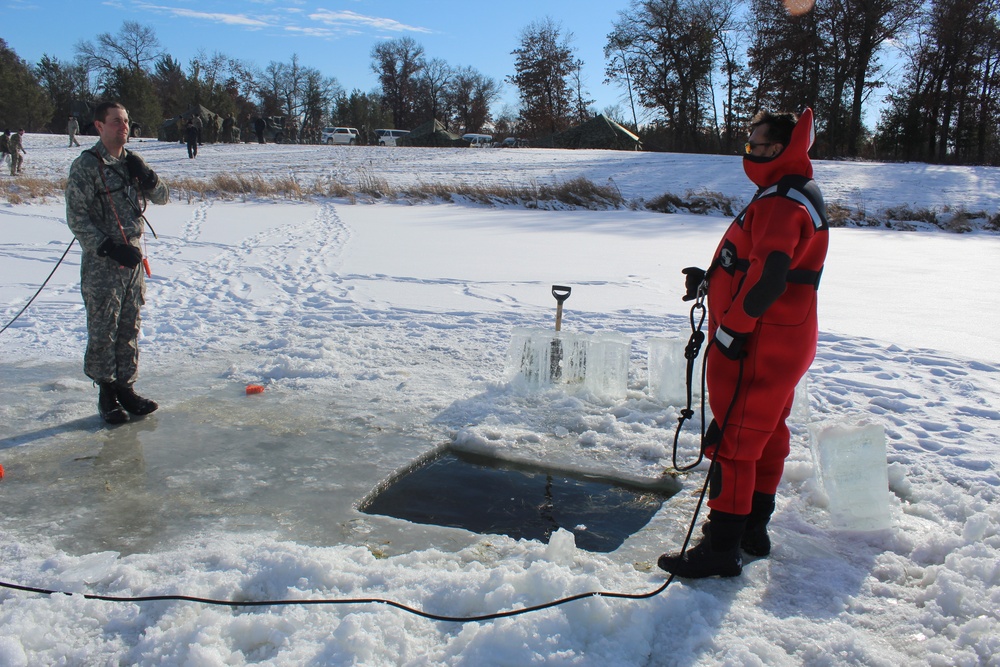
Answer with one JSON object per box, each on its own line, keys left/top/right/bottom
{"left": 246, "top": 384, "right": 265, "bottom": 395}
{"left": 0, "top": 464, "right": 5, "bottom": 480}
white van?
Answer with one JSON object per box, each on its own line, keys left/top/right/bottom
{"left": 462, "top": 133, "right": 494, "bottom": 147}
{"left": 375, "top": 129, "right": 410, "bottom": 146}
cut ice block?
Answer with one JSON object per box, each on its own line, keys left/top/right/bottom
{"left": 583, "top": 332, "right": 631, "bottom": 398}
{"left": 790, "top": 373, "right": 810, "bottom": 423}
{"left": 506, "top": 328, "right": 631, "bottom": 398}
{"left": 647, "top": 337, "right": 702, "bottom": 404}
{"left": 507, "top": 327, "right": 588, "bottom": 388}
{"left": 809, "top": 421, "right": 892, "bottom": 530}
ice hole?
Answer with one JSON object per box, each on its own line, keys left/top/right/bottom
{"left": 359, "top": 448, "right": 681, "bottom": 553}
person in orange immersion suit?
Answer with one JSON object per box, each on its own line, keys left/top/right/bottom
{"left": 659, "top": 108, "right": 830, "bottom": 579}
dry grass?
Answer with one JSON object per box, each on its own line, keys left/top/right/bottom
{"left": 645, "top": 189, "right": 737, "bottom": 216}
{"left": 2, "top": 171, "right": 997, "bottom": 235}
{"left": 0, "top": 176, "right": 67, "bottom": 204}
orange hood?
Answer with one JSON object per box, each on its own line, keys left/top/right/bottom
{"left": 743, "top": 107, "right": 815, "bottom": 188}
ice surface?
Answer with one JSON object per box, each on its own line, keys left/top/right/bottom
{"left": 808, "top": 421, "right": 893, "bottom": 530}
{"left": 0, "top": 361, "right": 483, "bottom": 558}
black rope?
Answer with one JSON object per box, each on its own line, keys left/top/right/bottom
{"left": 0, "top": 576, "right": 673, "bottom": 623}
{"left": 672, "top": 295, "right": 709, "bottom": 472}
{"left": 0, "top": 239, "right": 76, "bottom": 336}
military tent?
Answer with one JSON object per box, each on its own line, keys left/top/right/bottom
{"left": 536, "top": 114, "right": 641, "bottom": 151}
{"left": 397, "top": 119, "right": 466, "bottom": 147}
{"left": 158, "top": 105, "right": 224, "bottom": 143}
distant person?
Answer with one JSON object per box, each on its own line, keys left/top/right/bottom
{"left": 253, "top": 116, "right": 266, "bottom": 144}
{"left": 67, "top": 116, "right": 81, "bottom": 147}
{"left": 192, "top": 113, "right": 203, "bottom": 145}
{"left": 0, "top": 130, "right": 9, "bottom": 169}
{"left": 65, "top": 101, "right": 169, "bottom": 424}
{"left": 658, "top": 109, "right": 829, "bottom": 579}
{"left": 185, "top": 120, "right": 199, "bottom": 159}
{"left": 222, "top": 114, "right": 235, "bottom": 143}
{"left": 8, "top": 129, "right": 25, "bottom": 176}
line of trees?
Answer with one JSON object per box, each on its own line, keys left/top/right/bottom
{"left": 2, "top": 0, "right": 998, "bottom": 163}
{"left": 600, "top": 0, "right": 1000, "bottom": 163}
{"left": 0, "top": 23, "right": 502, "bottom": 145}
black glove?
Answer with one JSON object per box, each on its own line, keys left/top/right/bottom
{"left": 97, "top": 238, "right": 143, "bottom": 268}
{"left": 682, "top": 266, "right": 706, "bottom": 301}
{"left": 713, "top": 325, "right": 749, "bottom": 360}
{"left": 124, "top": 152, "right": 158, "bottom": 191}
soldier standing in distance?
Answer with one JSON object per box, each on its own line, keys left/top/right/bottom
{"left": 8, "top": 129, "right": 26, "bottom": 175}
{"left": 0, "top": 130, "right": 9, "bottom": 170}
{"left": 65, "top": 101, "right": 169, "bottom": 424}
{"left": 67, "top": 115, "right": 81, "bottom": 147}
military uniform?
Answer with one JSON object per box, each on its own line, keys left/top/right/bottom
{"left": 0, "top": 132, "right": 9, "bottom": 169}
{"left": 67, "top": 117, "right": 81, "bottom": 147}
{"left": 65, "top": 141, "right": 168, "bottom": 388}
{"left": 8, "top": 131, "right": 24, "bottom": 175}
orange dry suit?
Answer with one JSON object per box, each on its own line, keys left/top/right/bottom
{"left": 704, "top": 108, "right": 829, "bottom": 515}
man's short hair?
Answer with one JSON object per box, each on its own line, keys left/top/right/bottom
{"left": 94, "top": 101, "right": 128, "bottom": 123}
{"left": 750, "top": 111, "right": 798, "bottom": 146}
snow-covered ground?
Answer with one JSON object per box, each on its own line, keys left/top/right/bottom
{"left": 1, "top": 134, "right": 998, "bottom": 665}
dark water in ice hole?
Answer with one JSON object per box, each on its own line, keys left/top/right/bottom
{"left": 360, "top": 450, "right": 679, "bottom": 553}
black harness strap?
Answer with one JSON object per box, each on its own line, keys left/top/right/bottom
{"left": 707, "top": 175, "right": 827, "bottom": 290}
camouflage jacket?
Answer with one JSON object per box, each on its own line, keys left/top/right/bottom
{"left": 65, "top": 141, "right": 169, "bottom": 253}
{"left": 7, "top": 132, "right": 23, "bottom": 155}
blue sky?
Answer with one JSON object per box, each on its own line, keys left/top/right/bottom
{"left": 4, "top": 0, "right": 631, "bottom": 120}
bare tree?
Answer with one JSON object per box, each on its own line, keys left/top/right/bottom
{"left": 371, "top": 37, "right": 426, "bottom": 129}
{"left": 415, "top": 58, "right": 453, "bottom": 125}
{"left": 508, "top": 17, "right": 579, "bottom": 137}
{"left": 448, "top": 66, "right": 501, "bottom": 133}
{"left": 75, "top": 21, "right": 162, "bottom": 80}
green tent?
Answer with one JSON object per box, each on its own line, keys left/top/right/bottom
{"left": 536, "top": 114, "right": 641, "bottom": 151}
{"left": 158, "top": 105, "right": 225, "bottom": 143}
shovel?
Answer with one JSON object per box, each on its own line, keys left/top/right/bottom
{"left": 550, "top": 285, "right": 572, "bottom": 380}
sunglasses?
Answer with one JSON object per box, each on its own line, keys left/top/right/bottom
{"left": 744, "top": 141, "right": 776, "bottom": 154}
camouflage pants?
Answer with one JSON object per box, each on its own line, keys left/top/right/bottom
{"left": 81, "top": 257, "right": 145, "bottom": 385}
{"left": 9, "top": 153, "right": 21, "bottom": 175}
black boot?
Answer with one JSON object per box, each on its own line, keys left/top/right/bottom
{"left": 700, "top": 492, "right": 776, "bottom": 557}
{"left": 658, "top": 510, "right": 746, "bottom": 579}
{"left": 98, "top": 382, "right": 129, "bottom": 424}
{"left": 742, "top": 492, "right": 776, "bottom": 557}
{"left": 116, "top": 384, "right": 158, "bottom": 416}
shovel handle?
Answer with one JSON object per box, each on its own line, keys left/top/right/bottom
{"left": 551, "top": 285, "right": 572, "bottom": 303}
{"left": 552, "top": 285, "right": 571, "bottom": 332}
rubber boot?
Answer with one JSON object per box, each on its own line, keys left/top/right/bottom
{"left": 98, "top": 382, "right": 129, "bottom": 424}
{"left": 116, "top": 384, "right": 159, "bottom": 416}
{"left": 742, "top": 492, "right": 776, "bottom": 557}
{"left": 657, "top": 510, "right": 746, "bottom": 579}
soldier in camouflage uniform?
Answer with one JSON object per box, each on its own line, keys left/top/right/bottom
{"left": 8, "top": 129, "right": 25, "bottom": 176}
{"left": 0, "top": 130, "right": 9, "bottom": 170}
{"left": 65, "top": 101, "right": 169, "bottom": 424}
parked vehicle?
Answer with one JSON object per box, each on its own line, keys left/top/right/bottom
{"left": 322, "top": 127, "right": 360, "bottom": 145}
{"left": 500, "top": 137, "right": 530, "bottom": 148}
{"left": 462, "top": 133, "right": 494, "bottom": 147}
{"left": 375, "top": 129, "right": 410, "bottom": 146}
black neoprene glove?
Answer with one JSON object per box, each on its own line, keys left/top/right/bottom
{"left": 124, "top": 152, "right": 159, "bottom": 191}
{"left": 713, "top": 325, "right": 749, "bottom": 360}
{"left": 682, "top": 266, "right": 707, "bottom": 301}
{"left": 97, "top": 238, "right": 143, "bottom": 268}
